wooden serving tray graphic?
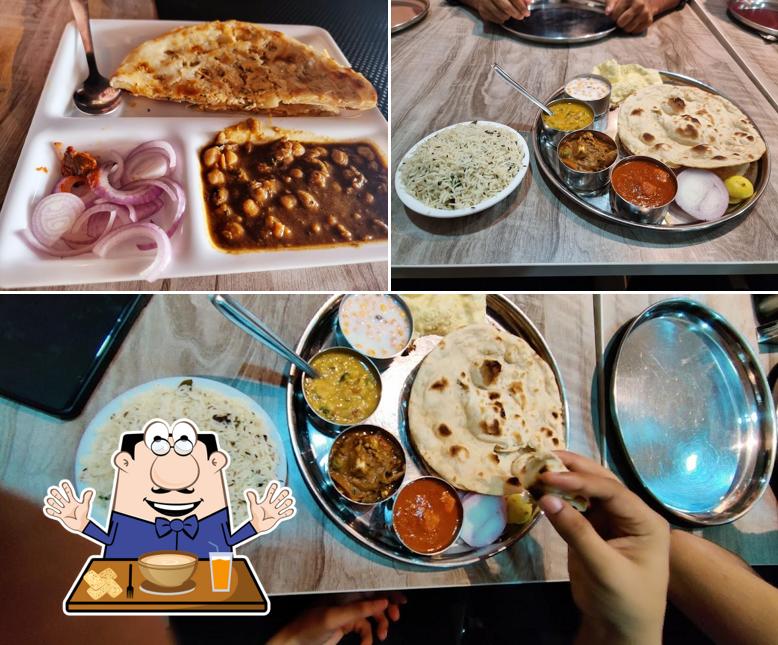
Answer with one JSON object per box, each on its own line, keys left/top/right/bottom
{"left": 66, "top": 556, "right": 268, "bottom": 614}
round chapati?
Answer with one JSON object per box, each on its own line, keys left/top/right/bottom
{"left": 618, "top": 84, "right": 765, "bottom": 169}
{"left": 407, "top": 323, "right": 565, "bottom": 495}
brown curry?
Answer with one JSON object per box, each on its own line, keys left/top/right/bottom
{"left": 200, "top": 132, "right": 388, "bottom": 251}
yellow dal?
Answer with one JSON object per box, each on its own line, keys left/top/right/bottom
{"left": 542, "top": 101, "right": 593, "bottom": 131}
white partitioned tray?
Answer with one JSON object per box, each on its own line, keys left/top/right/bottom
{"left": 0, "top": 20, "right": 388, "bottom": 288}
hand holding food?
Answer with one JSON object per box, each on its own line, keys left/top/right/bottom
{"left": 461, "top": 0, "right": 531, "bottom": 23}
{"left": 43, "top": 479, "right": 94, "bottom": 533}
{"left": 537, "top": 452, "right": 670, "bottom": 645}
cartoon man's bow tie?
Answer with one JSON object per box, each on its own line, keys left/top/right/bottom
{"left": 155, "top": 515, "right": 199, "bottom": 539}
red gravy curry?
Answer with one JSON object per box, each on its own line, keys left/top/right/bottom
{"left": 393, "top": 478, "right": 462, "bottom": 554}
{"left": 200, "top": 135, "right": 388, "bottom": 252}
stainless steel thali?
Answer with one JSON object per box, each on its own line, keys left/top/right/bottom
{"left": 609, "top": 298, "right": 776, "bottom": 525}
{"left": 531, "top": 71, "right": 771, "bottom": 233}
{"left": 285, "top": 294, "right": 569, "bottom": 567}
{"left": 502, "top": 0, "right": 616, "bottom": 44}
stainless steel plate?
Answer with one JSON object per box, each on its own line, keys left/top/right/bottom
{"left": 728, "top": 1, "right": 778, "bottom": 39}
{"left": 286, "top": 294, "right": 569, "bottom": 567}
{"left": 502, "top": 0, "right": 616, "bottom": 44}
{"left": 610, "top": 298, "right": 776, "bottom": 525}
{"left": 391, "top": 0, "right": 430, "bottom": 34}
{"left": 531, "top": 71, "right": 771, "bottom": 233}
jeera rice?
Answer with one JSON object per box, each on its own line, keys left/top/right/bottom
{"left": 399, "top": 122, "right": 524, "bottom": 210}
{"left": 78, "top": 379, "right": 281, "bottom": 522}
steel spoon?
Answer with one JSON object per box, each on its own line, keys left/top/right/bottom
{"left": 492, "top": 63, "right": 553, "bottom": 116}
{"left": 209, "top": 295, "right": 319, "bottom": 378}
{"left": 69, "top": 0, "right": 122, "bottom": 115}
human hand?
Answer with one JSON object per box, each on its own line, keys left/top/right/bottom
{"left": 268, "top": 593, "right": 407, "bottom": 645}
{"left": 42, "top": 480, "right": 93, "bottom": 533}
{"left": 246, "top": 481, "right": 296, "bottom": 535}
{"left": 605, "top": 0, "right": 656, "bottom": 33}
{"left": 461, "top": 0, "right": 531, "bottom": 23}
{"left": 537, "top": 452, "right": 669, "bottom": 645}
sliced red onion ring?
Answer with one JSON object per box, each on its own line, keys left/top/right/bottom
{"left": 62, "top": 204, "right": 118, "bottom": 244}
{"left": 123, "top": 141, "right": 176, "bottom": 184}
{"left": 30, "top": 193, "right": 84, "bottom": 246}
{"left": 102, "top": 150, "right": 125, "bottom": 186}
{"left": 91, "top": 164, "right": 164, "bottom": 205}
{"left": 132, "top": 197, "right": 164, "bottom": 221}
{"left": 134, "top": 178, "right": 185, "bottom": 250}
{"left": 93, "top": 222, "right": 172, "bottom": 282}
{"left": 21, "top": 229, "right": 96, "bottom": 257}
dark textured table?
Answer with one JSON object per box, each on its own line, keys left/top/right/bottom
{"left": 155, "top": 0, "right": 388, "bottom": 117}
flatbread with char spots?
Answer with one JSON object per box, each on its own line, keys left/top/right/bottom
{"left": 110, "top": 20, "right": 377, "bottom": 116}
{"left": 408, "top": 323, "right": 565, "bottom": 495}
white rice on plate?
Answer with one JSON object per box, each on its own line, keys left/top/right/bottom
{"left": 399, "top": 122, "right": 525, "bottom": 210}
{"left": 78, "top": 379, "right": 282, "bottom": 522}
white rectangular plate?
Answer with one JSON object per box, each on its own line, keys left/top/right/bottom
{"left": 0, "top": 20, "right": 388, "bottom": 288}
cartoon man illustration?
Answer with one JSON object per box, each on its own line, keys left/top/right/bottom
{"left": 43, "top": 418, "right": 295, "bottom": 558}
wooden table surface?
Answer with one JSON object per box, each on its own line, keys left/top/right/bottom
{"left": 391, "top": 1, "right": 778, "bottom": 278}
{"left": 0, "top": 293, "right": 775, "bottom": 595}
{"left": 0, "top": 0, "right": 387, "bottom": 291}
{"left": 694, "top": 0, "right": 778, "bottom": 108}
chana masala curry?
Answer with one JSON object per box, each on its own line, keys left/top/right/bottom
{"left": 201, "top": 119, "right": 388, "bottom": 252}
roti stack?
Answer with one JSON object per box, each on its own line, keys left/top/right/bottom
{"left": 618, "top": 84, "right": 766, "bottom": 169}
{"left": 110, "top": 20, "right": 377, "bottom": 115}
{"left": 408, "top": 323, "right": 565, "bottom": 496}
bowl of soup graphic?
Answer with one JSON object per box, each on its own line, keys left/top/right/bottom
{"left": 138, "top": 550, "right": 198, "bottom": 588}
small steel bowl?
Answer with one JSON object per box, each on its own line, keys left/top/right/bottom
{"left": 327, "top": 425, "right": 407, "bottom": 506}
{"left": 337, "top": 294, "right": 414, "bottom": 369}
{"left": 609, "top": 156, "right": 678, "bottom": 225}
{"left": 392, "top": 476, "right": 464, "bottom": 556}
{"left": 556, "top": 130, "right": 618, "bottom": 193}
{"left": 564, "top": 73, "right": 612, "bottom": 117}
{"left": 539, "top": 98, "right": 595, "bottom": 147}
{"left": 302, "top": 346, "right": 382, "bottom": 431}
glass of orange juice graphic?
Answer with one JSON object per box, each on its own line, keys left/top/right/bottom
{"left": 209, "top": 552, "right": 233, "bottom": 592}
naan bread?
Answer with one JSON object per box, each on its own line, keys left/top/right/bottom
{"left": 618, "top": 84, "right": 765, "bottom": 169}
{"left": 512, "top": 451, "right": 589, "bottom": 512}
{"left": 408, "top": 323, "right": 565, "bottom": 495}
{"left": 110, "top": 21, "right": 377, "bottom": 115}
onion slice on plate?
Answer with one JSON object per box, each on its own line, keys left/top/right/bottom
{"left": 122, "top": 140, "right": 177, "bottom": 184}
{"left": 30, "top": 193, "right": 84, "bottom": 246}
{"left": 675, "top": 169, "right": 729, "bottom": 221}
{"left": 93, "top": 222, "right": 172, "bottom": 283}
{"left": 90, "top": 164, "right": 164, "bottom": 205}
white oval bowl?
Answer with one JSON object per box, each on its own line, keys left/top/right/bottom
{"left": 394, "top": 120, "right": 530, "bottom": 219}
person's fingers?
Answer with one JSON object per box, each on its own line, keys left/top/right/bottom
{"left": 46, "top": 496, "right": 64, "bottom": 510}
{"left": 273, "top": 489, "right": 290, "bottom": 505}
{"left": 82, "top": 489, "right": 94, "bottom": 507}
{"left": 493, "top": 0, "right": 522, "bottom": 19}
{"left": 541, "top": 470, "right": 663, "bottom": 538}
{"left": 607, "top": 0, "right": 629, "bottom": 18}
{"left": 623, "top": 10, "right": 650, "bottom": 32}
{"left": 279, "top": 508, "right": 296, "bottom": 519}
{"left": 246, "top": 490, "right": 259, "bottom": 506}
{"left": 554, "top": 451, "right": 617, "bottom": 480}
{"left": 387, "top": 603, "right": 401, "bottom": 622}
{"left": 276, "top": 498, "right": 293, "bottom": 511}
{"left": 509, "top": 0, "right": 529, "bottom": 20}
{"left": 373, "top": 610, "right": 390, "bottom": 641}
{"left": 386, "top": 591, "right": 407, "bottom": 606}
{"left": 44, "top": 505, "right": 62, "bottom": 517}
{"left": 355, "top": 618, "right": 373, "bottom": 645}
{"left": 605, "top": 0, "right": 617, "bottom": 13}
{"left": 322, "top": 629, "right": 345, "bottom": 645}
{"left": 479, "top": 1, "right": 510, "bottom": 23}
{"left": 539, "top": 494, "right": 613, "bottom": 573}
{"left": 617, "top": 5, "right": 641, "bottom": 28}
{"left": 323, "top": 599, "right": 389, "bottom": 632}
